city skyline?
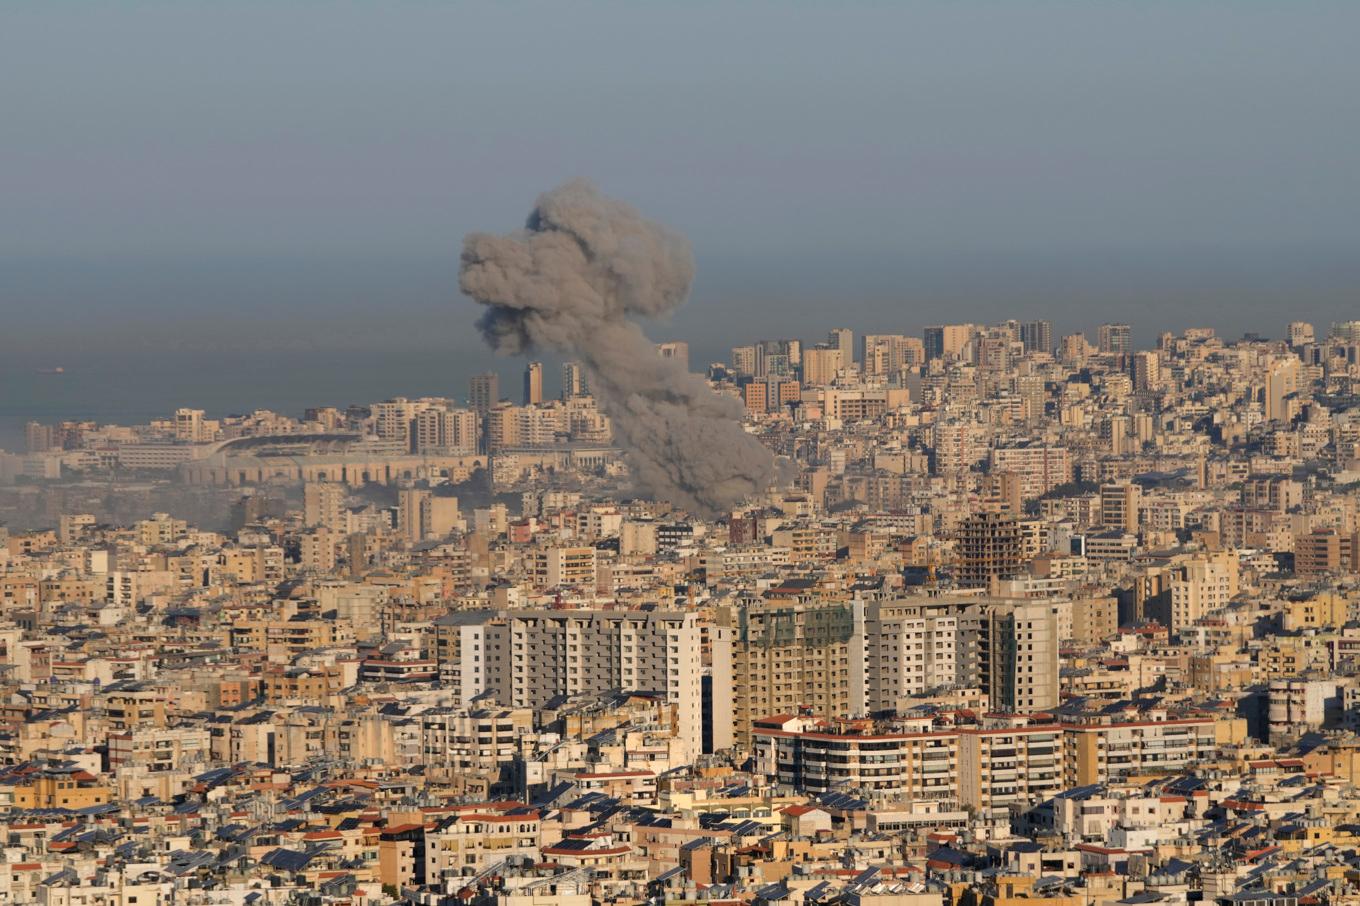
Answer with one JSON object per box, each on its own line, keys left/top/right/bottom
{"left": 6, "top": 2, "right": 1360, "bottom": 450}
{"left": 0, "top": 311, "right": 1344, "bottom": 451}
{"left": 6, "top": 3, "right": 1360, "bottom": 902}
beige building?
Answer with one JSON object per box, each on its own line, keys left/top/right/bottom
{"left": 527, "top": 545, "right": 597, "bottom": 590}
{"left": 1064, "top": 714, "right": 1218, "bottom": 785}
{"left": 717, "top": 599, "right": 857, "bottom": 751}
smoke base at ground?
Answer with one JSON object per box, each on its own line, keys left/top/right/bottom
{"left": 460, "top": 180, "right": 780, "bottom": 516}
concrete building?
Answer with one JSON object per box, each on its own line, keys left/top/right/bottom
{"left": 469, "top": 372, "right": 500, "bottom": 414}
{"left": 435, "top": 609, "right": 706, "bottom": 758}
{"left": 716, "top": 599, "right": 857, "bottom": 751}
{"left": 990, "top": 443, "right": 1072, "bottom": 500}
{"left": 1097, "top": 323, "right": 1131, "bottom": 355}
{"left": 956, "top": 513, "right": 1024, "bottom": 590}
{"left": 1100, "top": 483, "right": 1141, "bottom": 534}
{"left": 1064, "top": 715, "right": 1217, "bottom": 785}
{"left": 523, "top": 361, "right": 544, "bottom": 405}
{"left": 980, "top": 601, "right": 1060, "bottom": 713}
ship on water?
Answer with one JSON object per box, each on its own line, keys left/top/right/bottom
{"left": 36, "top": 366, "right": 65, "bottom": 375}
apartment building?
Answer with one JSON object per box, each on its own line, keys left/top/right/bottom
{"left": 752, "top": 714, "right": 958, "bottom": 802}
{"left": 924, "top": 324, "right": 975, "bottom": 360}
{"left": 435, "top": 610, "right": 705, "bottom": 758}
{"left": 303, "top": 480, "right": 347, "bottom": 529}
{"left": 1296, "top": 528, "right": 1360, "bottom": 576}
{"left": 419, "top": 707, "right": 533, "bottom": 795}
{"left": 958, "top": 721, "right": 1065, "bottom": 825}
{"left": 527, "top": 546, "right": 598, "bottom": 590}
{"left": 990, "top": 443, "right": 1072, "bottom": 500}
{"left": 979, "top": 601, "right": 1061, "bottom": 713}
{"left": 107, "top": 726, "right": 212, "bottom": 773}
{"left": 716, "top": 600, "right": 858, "bottom": 751}
{"left": 855, "top": 598, "right": 974, "bottom": 713}
{"left": 752, "top": 713, "right": 1064, "bottom": 823}
{"left": 1063, "top": 714, "right": 1218, "bottom": 785}
{"left": 1100, "top": 483, "right": 1141, "bottom": 534}
{"left": 1138, "top": 550, "right": 1241, "bottom": 632}
{"left": 769, "top": 523, "right": 838, "bottom": 564}
{"left": 425, "top": 809, "right": 546, "bottom": 881}
{"left": 758, "top": 707, "right": 1219, "bottom": 808}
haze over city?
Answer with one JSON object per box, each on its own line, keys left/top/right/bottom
{"left": 5, "top": 2, "right": 1360, "bottom": 444}
{"left": 7, "top": 4, "right": 1360, "bottom": 906}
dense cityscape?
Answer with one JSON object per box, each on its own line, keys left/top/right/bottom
{"left": 5, "top": 317, "right": 1360, "bottom": 904}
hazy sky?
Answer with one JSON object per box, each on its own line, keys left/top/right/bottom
{"left": 3, "top": 1, "right": 1360, "bottom": 438}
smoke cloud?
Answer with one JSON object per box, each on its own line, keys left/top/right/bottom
{"left": 459, "top": 179, "right": 780, "bottom": 515}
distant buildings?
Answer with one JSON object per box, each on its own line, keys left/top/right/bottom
{"left": 5, "top": 314, "right": 1360, "bottom": 903}
{"left": 469, "top": 371, "right": 499, "bottom": 414}
{"left": 523, "top": 361, "right": 544, "bottom": 405}
{"left": 1097, "top": 322, "right": 1132, "bottom": 355}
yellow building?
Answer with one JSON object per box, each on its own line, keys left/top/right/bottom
{"left": 10, "top": 769, "right": 110, "bottom": 810}
{"left": 1064, "top": 715, "right": 1217, "bottom": 786}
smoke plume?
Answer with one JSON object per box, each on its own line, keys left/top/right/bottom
{"left": 459, "top": 179, "right": 779, "bottom": 515}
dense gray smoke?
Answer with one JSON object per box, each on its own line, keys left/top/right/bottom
{"left": 459, "top": 180, "right": 779, "bottom": 515}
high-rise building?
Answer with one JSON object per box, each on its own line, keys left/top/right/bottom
{"left": 862, "top": 334, "right": 926, "bottom": 376}
{"left": 303, "top": 481, "right": 346, "bottom": 530}
{"left": 174, "top": 408, "right": 207, "bottom": 443}
{"left": 1014, "top": 373, "right": 1047, "bottom": 424}
{"left": 932, "top": 420, "right": 978, "bottom": 476}
{"left": 522, "top": 361, "right": 543, "bottom": 406}
{"left": 1165, "top": 551, "right": 1239, "bottom": 631}
{"left": 1332, "top": 321, "right": 1360, "bottom": 344}
{"left": 1060, "top": 333, "right": 1090, "bottom": 366}
{"left": 956, "top": 513, "right": 1024, "bottom": 589}
{"left": 434, "top": 609, "right": 706, "bottom": 758}
{"left": 1288, "top": 321, "right": 1316, "bottom": 347}
{"left": 397, "top": 487, "right": 430, "bottom": 542}
{"left": 801, "top": 346, "right": 843, "bottom": 387}
{"left": 484, "top": 402, "right": 519, "bottom": 451}
{"left": 1104, "top": 415, "right": 1133, "bottom": 456}
{"left": 25, "top": 421, "right": 54, "bottom": 453}
{"left": 398, "top": 488, "right": 461, "bottom": 543}
{"left": 742, "top": 381, "right": 768, "bottom": 415}
{"left": 754, "top": 340, "right": 794, "bottom": 378}
{"left": 1132, "top": 350, "right": 1161, "bottom": 391}
{"left": 923, "top": 324, "right": 974, "bottom": 361}
{"left": 715, "top": 599, "right": 857, "bottom": 751}
{"left": 1097, "top": 323, "right": 1132, "bottom": 355}
{"left": 1100, "top": 482, "right": 1141, "bottom": 534}
{"left": 980, "top": 601, "right": 1061, "bottom": 713}
{"left": 1020, "top": 320, "right": 1053, "bottom": 354}
{"left": 857, "top": 599, "right": 974, "bottom": 712}
{"left": 1295, "top": 529, "right": 1360, "bottom": 577}
{"left": 469, "top": 373, "right": 499, "bottom": 414}
{"left": 730, "top": 345, "right": 757, "bottom": 377}
{"left": 372, "top": 398, "right": 417, "bottom": 449}
{"left": 560, "top": 361, "right": 587, "bottom": 399}
{"left": 413, "top": 407, "right": 479, "bottom": 453}
{"left": 827, "top": 327, "right": 854, "bottom": 366}
{"left": 989, "top": 443, "right": 1072, "bottom": 500}
{"left": 1265, "top": 357, "right": 1302, "bottom": 422}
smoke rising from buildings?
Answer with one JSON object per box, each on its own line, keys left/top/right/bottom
{"left": 459, "top": 179, "right": 780, "bottom": 515}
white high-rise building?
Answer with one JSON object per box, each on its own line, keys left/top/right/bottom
{"left": 434, "top": 609, "right": 706, "bottom": 759}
